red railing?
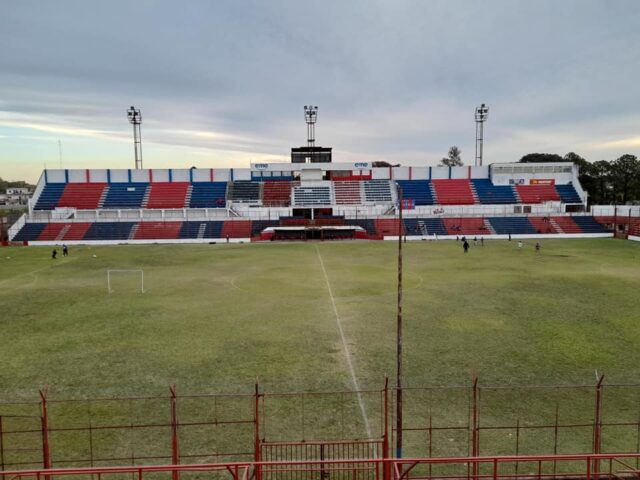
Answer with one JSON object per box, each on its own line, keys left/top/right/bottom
{"left": 3, "top": 454, "right": 640, "bottom": 480}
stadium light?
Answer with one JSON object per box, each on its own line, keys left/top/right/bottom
{"left": 474, "top": 103, "right": 489, "bottom": 167}
{"left": 127, "top": 106, "right": 143, "bottom": 170}
{"left": 304, "top": 105, "right": 318, "bottom": 163}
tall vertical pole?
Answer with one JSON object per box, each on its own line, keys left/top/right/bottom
{"left": 593, "top": 374, "right": 604, "bottom": 480}
{"left": 254, "top": 380, "right": 262, "bottom": 480}
{"left": 132, "top": 123, "right": 139, "bottom": 169}
{"left": 0, "top": 415, "right": 5, "bottom": 479}
{"left": 39, "top": 388, "right": 51, "bottom": 471}
{"left": 396, "top": 185, "right": 403, "bottom": 458}
{"left": 475, "top": 121, "right": 483, "bottom": 167}
{"left": 472, "top": 377, "right": 479, "bottom": 480}
{"left": 304, "top": 106, "right": 317, "bottom": 163}
{"left": 127, "top": 106, "right": 143, "bottom": 170}
{"left": 169, "top": 385, "right": 180, "bottom": 480}
{"left": 136, "top": 122, "right": 143, "bottom": 170}
{"left": 383, "top": 377, "right": 390, "bottom": 480}
{"left": 475, "top": 104, "right": 489, "bottom": 167}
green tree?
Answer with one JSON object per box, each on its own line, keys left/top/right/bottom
{"left": 519, "top": 153, "right": 564, "bottom": 163}
{"left": 439, "top": 146, "right": 463, "bottom": 167}
{"left": 609, "top": 154, "right": 640, "bottom": 204}
{"left": 590, "top": 160, "right": 613, "bottom": 204}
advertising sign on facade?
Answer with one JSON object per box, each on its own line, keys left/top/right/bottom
{"left": 530, "top": 179, "right": 555, "bottom": 185}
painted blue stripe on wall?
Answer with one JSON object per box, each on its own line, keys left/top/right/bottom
{"left": 44, "top": 170, "right": 48, "bottom": 183}
{"left": 230, "top": 169, "right": 234, "bottom": 182}
{"left": 107, "top": 169, "right": 111, "bottom": 184}
{"left": 128, "top": 169, "right": 132, "bottom": 182}
{"left": 64, "top": 169, "right": 69, "bottom": 183}
{"left": 169, "top": 169, "right": 173, "bottom": 182}
{"left": 189, "top": 169, "right": 193, "bottom": 183}
{"left": 448, "top": 167, "right": 452, "bottom": 179}
{"left": 428, "top": 166, "right": 432, "bottom": 181}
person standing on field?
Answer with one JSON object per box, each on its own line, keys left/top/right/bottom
{"left": 463, "top": 240, "right": 469, "bottom": 253}
{"left": 51, "top": 249, "right": 57, "bottom": 259}
{"left": 62, "top": 244, "right": 68, "bottom": 257}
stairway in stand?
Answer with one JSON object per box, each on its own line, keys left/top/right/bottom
{"left": 55, "top": 225, "right": 71, "bottom": 241}
{"left": 550, "top": 218, "right": 564, "bottom": 233}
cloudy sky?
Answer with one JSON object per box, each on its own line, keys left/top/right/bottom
{"left": 1, "top": 0, "right": 639, "bottom": 182}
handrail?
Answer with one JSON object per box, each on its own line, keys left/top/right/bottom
{"left": 3, "top": 453, "right": 640, "bottom": 478}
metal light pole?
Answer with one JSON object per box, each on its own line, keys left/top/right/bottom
{"left": 127, "top": 106, "right": 143, "bottom": 169}
{"left": 474, "top": 103, "right": 489, "bottom": 167}
{"left": 396, "top": 184, "right": 404, "bottom": 458}
{"left": 304, "top": 105, "right": 318, "bottom": 163}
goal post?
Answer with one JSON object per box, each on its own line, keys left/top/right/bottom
{"left": 107, "top": 269, "right": 144, "bottom": 294}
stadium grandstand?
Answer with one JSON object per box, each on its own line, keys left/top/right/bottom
{"left": 8, "top": 161, "right": 614, "bottom": 244}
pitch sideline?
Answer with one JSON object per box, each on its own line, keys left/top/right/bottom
{"left": 315, "top": 244, "right": 373, "bottom": 440}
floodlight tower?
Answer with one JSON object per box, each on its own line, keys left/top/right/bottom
{"left": 127, "top": 106, "right": 143, "bottom": 169}
{"left": 304, "top": 105, "right": 318, "bottom": 162}
{"left": 474, "top": 103, "right": 489, "bottom": 167}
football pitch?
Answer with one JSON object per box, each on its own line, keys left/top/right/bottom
{"left": 1, "top": 238, "right": 640, "bottom": 460}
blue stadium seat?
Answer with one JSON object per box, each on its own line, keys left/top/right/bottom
{"left": 229, "top": 181, "right": 260, "bottom": 202}
{"left": 102, "top": 183, "right": 149, "bottom": 209}
{"left": 189, "top": 182, "right": 228, "bottom": 208}
{"left": 344, "top": 219, "right": 377, "bottom": 235}
{"left": 403, "top": 218, "right": 447, "bottom": 236}
{"left": 83, "top": 222, "right": 136, "bottom": 240}
{"left": 556, "top": 184, "right": 582, "bottom": 203}
{"left": 472, "top": 179, "right": 517, "bottom": 204}
{"left": 488, "top": 217, "right": 537, "bottom": 234}
{"left": 572, "top": 216, "right": 606, "bottom": 233}
{"left": 34, "top": 184, "right": 66, "bottom": 210}
{"left": 12, "top": 223, "right": 46, "bottom": 241}
{"left": 178, "top": 221, "right": 224, "bottom": 239}
{"left": 396, "top": 180, "right": 434, "bottom": 206}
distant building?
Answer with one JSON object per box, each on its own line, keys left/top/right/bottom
{"left": 6, "top": 187, "right": 30, "bottom": 195}
{"left": 0, "top": 188, "right": 32, "bottom": 206}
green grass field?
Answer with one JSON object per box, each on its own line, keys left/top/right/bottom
{"left": 1, "top": 239, "right": 640, "bottom": 464}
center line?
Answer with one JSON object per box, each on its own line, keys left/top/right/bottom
{"left": 315, "top": 244, "right": 373, "bottom": 440}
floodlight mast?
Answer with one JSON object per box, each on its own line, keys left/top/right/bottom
{"left": 304, "top": 105, "right": 318, "bottom": 162}
{"left": 474, "top": 103, "right": 489, "bottom": 167}
{"left": 127, "top": 106, "right": 143, "bottom": 169}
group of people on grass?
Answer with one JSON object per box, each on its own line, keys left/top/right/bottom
{"left": 459, "top": 235, "right": 541, "bottom": 253}
{"left": 51, "top": 244, "right": 69, "bottom": 259}
{"left": 458, "top": 235, "right": 484, "bottom": 253}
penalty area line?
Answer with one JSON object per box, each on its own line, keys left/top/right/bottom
{"left": 315, "top": 244, "right": 373, "bottom": 440}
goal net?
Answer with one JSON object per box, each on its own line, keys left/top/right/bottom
{"left": 107, "top": 269, "right": 144, "bottom": 294}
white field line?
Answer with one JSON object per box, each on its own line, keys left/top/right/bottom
{"left": 315, "top": 245, "right": 373, "bottom": 440}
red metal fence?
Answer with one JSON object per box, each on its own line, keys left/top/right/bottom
{"left": 2, "top": 377, "right": 640, "bottom": 473}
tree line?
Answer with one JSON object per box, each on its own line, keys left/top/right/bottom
{"left": 0, "top": 177, "right": 35, "bottom": 194}
{"left": 440, "top": 147, "right": 640, "bottom": 205}
{"left": 519, "top": 152, "right": 640, "bottom": 205}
